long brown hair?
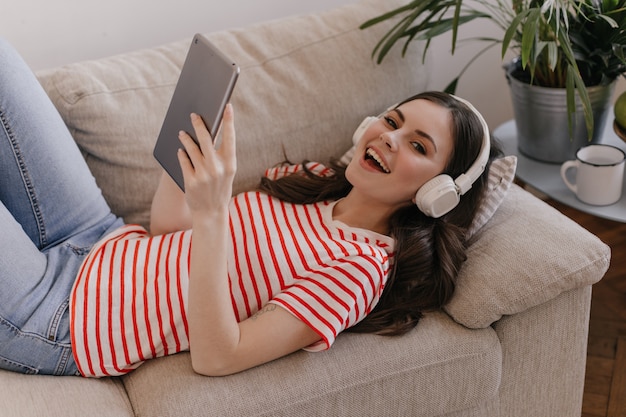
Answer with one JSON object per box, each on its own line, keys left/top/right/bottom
{"left": 258, "top": 91, "right": 502, "bottom": 335}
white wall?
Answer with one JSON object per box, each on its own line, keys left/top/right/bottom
{"left": 0, "top": 0, "right": 354, "bottom": 70}
{"left": 2, "top": 0, "right": 623, "bottom": 130}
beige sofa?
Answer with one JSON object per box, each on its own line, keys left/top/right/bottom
{"left": 0, "top": 0, "right": 611, "bottom": 415}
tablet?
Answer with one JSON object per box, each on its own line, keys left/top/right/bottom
{"left": 153, "top": 34, "right": 239, "bottom": 190}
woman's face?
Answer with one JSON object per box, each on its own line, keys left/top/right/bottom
{"left": 345, "top": 98, "right": 455, "bottom": 210}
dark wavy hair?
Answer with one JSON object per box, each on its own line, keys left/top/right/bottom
{"left": 258, "top": 91, "right": 503, "bottom": 336}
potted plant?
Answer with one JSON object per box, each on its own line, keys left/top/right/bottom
{"left": 360, "top": 0, "right": 626, "bottom": 162}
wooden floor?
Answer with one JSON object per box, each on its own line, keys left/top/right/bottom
{"left": 544, "top": 199, "right": 626, "bottom": 417}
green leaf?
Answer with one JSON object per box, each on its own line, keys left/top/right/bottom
{"left": 521, "top": 8, "right": 542, "bottom": 68}
{"left": 502, "top": 11, "right": 530, "bottom": 57}
{"left": 565, "top": 69, "right": 576, "bottom": 138}
{"left": 373, "top": 12, "right": 422, "bottom": 63}
{"left": 359, "top": 1, "right": 422, "bottom": 29}
{"left": 598, "top": 14, "right": 619, "bottom": 28}
{"left": 451, "top": 0, "right": 462, "bottom": 54}
{"left": 444, "top": 77, "right": 459, "bottom": 94}
{"left": 415, "top": 13, "right": 490, "bottom": 39}
{"left": 565, "top": 66, "right": 594, "bottom": 140}
{"left": 573, "top": 69, "right": 595, "bottom": 140}
{"left": 536, "top": 41, "right": 558, "bottom": 70}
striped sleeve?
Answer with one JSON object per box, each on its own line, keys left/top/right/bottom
{"left": 269, "top": 253, "right": 388, "bottom": 351}
{"left": 263, "top": 162, "right": 335, "bottom": 180}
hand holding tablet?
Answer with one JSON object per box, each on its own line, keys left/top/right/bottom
{"left": 153, "top": 34, "right": 239, "bottom": 191}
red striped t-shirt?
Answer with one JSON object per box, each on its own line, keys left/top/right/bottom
{"left": 70, "top": 164, "right": 394, "bottom": 377}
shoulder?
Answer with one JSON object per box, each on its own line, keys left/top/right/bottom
{"left": 263, "top": 162, "right": 335, "bottom": 180}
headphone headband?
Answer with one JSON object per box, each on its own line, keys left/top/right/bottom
{"left": 449, "top": 95, "right": 490, "bottom": 195}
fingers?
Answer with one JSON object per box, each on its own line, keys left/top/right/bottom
{"left": 176, "top": 113, "right": 216, "bottom": 168}
{"left": 220, "top": 104, "right": 237, "bottom": 168}
{"left": 176, "top": 135, "right": 196, "bottom": 184}
{"left": 190, "top": 112, "right": 215, "bottom": 157}
{"left": 177, "top": 105, "right": 237, "bottom": 181}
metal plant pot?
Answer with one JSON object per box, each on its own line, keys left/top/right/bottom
{"left": 505, "top": 61, "right": 615, "bottom": 164}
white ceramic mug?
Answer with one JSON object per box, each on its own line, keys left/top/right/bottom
{"left": 560, "top": 144, "right": 626, "bottom": 206}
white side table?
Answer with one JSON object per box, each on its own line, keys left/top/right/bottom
{"left": 494, "top": 117, "right": 626, "bottom": 223}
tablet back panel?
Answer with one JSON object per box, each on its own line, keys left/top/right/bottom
{"left": 153, "top": 34, "right": 239, "bottom": 190}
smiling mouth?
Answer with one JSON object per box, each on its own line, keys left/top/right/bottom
{"left": 365, "top": 148, "right": 390, "bottom": 173}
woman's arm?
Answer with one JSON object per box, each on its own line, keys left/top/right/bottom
{"left": 150, "top": 171, "right": 192, "bottom": 235}
{"left": 180, "top": 105, "right": 320, "bottom": 376}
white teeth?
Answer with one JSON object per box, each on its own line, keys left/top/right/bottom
{"left": 366, "top": 148, "right": 390, "bottom": 173}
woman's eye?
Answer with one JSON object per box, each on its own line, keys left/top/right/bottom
{"left": 383, "top": 116, "right": 395, "bottom": 128}
{"left": 411, "top": 142, "right": 426, "bottom": 154}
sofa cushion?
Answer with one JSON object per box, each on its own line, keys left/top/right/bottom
{"left": 37, "top": 0, "right": 429, "bottom": 228}
{"left": 466, "top": 155, "right": 517, "bottom": 237}
{"left": 445, "top": 184, "right": 611, "bottom": 328}
{"left": 121, "top": 311, "right": 501, "bottom": 417}
{"left": 0, "top": 369, "right": 133, "bottom": 417}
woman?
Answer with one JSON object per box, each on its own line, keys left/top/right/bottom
{"left": 0, "top": 37, "right": 498, "bottom": 378}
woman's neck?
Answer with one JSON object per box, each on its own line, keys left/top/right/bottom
{"left": 332, "top": 193, "right": 400, "bottom": 235}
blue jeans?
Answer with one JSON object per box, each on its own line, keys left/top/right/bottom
{"left": 0, "top": 38, "right": 124, "bottom": 375}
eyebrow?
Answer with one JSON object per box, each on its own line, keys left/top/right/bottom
{"left": 393, "top": 108, "right": 438, "bottom": 153}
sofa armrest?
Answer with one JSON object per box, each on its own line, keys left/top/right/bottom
{"left": 494, "top": 286, "right": 593, "bottom": 416}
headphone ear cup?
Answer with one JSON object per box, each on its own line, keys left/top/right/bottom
{"left": 352, "top": 116, "right": 378, "bottom": 146}
{"left": 415, "top": 175, "right": 460, "bottom": 218}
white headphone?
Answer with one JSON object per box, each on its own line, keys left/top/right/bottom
{"left": 351, "top": 95, "right": 490, "bottom": 218}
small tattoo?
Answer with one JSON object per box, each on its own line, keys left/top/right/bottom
{"left": 251, "top": 304, "right": 277, "bottom": 319}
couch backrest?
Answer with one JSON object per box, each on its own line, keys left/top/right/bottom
{"left": 36, "top": 0, "right": 429, "bottom": 227}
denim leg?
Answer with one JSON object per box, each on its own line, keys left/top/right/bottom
{"left": 0, "top": 37, "right": 117, "bottom": 250}
{"left": 0, "top": 199, "right": 120, "bottom": 375}
{"left": 0, "top": 204, "right": 79, "bottom": 375}
{"left": 0, "top": 38, "right": 124, "bottom": 375}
